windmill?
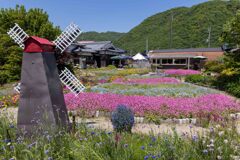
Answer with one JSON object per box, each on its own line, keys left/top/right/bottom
{"left": 7, "top": 23, "right": 85, "bottom": 134}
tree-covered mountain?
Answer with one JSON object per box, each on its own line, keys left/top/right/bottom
{"left": 77, "top": 31, "right": 125, "bottom": 42}
{"left": 114, "top": 0, "right": 240, "bottom": 54}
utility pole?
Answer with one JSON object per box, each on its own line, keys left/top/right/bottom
{"left": 207, "top": 26, "right": 211, "bottom": 48}
{"left": 169, "top": 12, "right": 174, "bottom": 48}
{"left": 146, "top": 37, "right": 149, "bottom": 53}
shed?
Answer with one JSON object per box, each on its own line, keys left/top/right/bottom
{"left": 24, "top": 36, "right": 55, "bottom": 53}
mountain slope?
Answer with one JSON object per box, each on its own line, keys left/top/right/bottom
{"left": 114, "top": 1, "right": 240, "bottom": 54}
{"left": 77, "top": 31, "right": 125, "bottom": 42}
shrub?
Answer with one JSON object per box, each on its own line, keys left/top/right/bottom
{"left": 0, "top": 71, "right": 9, "bottom": 86}
{"left": 106, "top": 65, "right": 116, "bottom": 70}
{"left": 117, "top": 68, "right": 150, "bottom": 76}
{"left": 204, "top": 60, "right": 225, "bottom": 73}
{"left": 111, "top": 105, "right": 134, "bottom": 133}
{"left": 185, "top": 74, "right": 214, "bottom": 86}
{"left": 226, "top": 82, "right": 240, "bottom": 98}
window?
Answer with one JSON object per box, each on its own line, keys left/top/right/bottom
{"left": 162, "top": 59, "right": 173, "bottom": 64}
{"left": 73, "top": 58, "right": 80, "bottom": 65}
{"left": 174, "top": 59, "right": 186, "bottom": 64}
{"left": 152, "top": 59, "right": 156, "bottom": 63}
{"left": 157, "top": 59, "right": 161, "bottom": 64}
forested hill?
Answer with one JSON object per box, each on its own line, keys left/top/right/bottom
{"left": 77, "top": 31, "right": 125, "bottom": 42}
{"left": 114, "top": 0, "right": 240, "bottom": 54}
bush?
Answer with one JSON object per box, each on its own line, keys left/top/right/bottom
{"left": 185, "top": 74, "right": 214, "bottom": 86}
{"left": 0, "top": 71, "right": 9, "bottom": 86}
{"left": 117, "top": 68, "right": 150, "bottom": 76}
{"left": 204, "top": 60, "right": 225, "bottom": 73}
{"left": 226, "top": 82, "right": 240, "bottom": 98}
{"left": 106, "top": 65, "right": 116, "bottom": 70}
{"left": 111, "top": 105, "right": 134, "bottom": 133}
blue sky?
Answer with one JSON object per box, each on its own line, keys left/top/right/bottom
{"left": 1, "top": 0, "right": 208, "bottom": 32}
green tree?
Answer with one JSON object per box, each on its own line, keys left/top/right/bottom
{"left": 115, "top": 0, "right": 240, "bottom": 54}
{"left": 215, "top": 9, "right": 240, "bottom": 97}
{"left": 220, "top": 10, "right": 240, "bottom": 75}
{"left": 0, "top": 5, "right": 61, "bottom": 83}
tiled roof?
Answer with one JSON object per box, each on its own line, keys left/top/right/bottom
{"left": 149, "top": 48, "right": 223, "bottom": 53}
{"left": 67, "top": 41, "right": 125, "bottom": 54}
{"left": 149, "top": 54, "right": 197, "bottom": 58}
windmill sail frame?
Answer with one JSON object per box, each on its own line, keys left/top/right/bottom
{"left": 7, "top": 23, "right": 29, "bottom": 49}
{"left": 59, "top": 67, "right": 85, "bottom": 96}
{"left": 53, "top": 23, "right": 82, "bottom": 53}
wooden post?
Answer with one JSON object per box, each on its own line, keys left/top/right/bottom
{"left": 187, "top": 57, "right": 190, "bottom": 70}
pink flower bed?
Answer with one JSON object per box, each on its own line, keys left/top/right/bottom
{"left": 65, "top": 93, "right": 240, "bottom": 118}
{"left": 112, "top": 77, "right": 180, "bottom": 85}
{"left": 164, "top": 69, "right": 201, "bottom": 76}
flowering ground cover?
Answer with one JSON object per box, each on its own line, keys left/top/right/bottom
{"left": 90, "top": 83, "right": 218, "bottom": 97}
{"left": 112, "top": 77, "right": 180, "bottom": 85}
{"left": 0, "top": 94, "right": 19, "bottom": 108}
{"left": 65, "top": 93, "right": 239, "bottom": 118}
{"left": 164, "top": 69, "right": 201, "bottom": 76}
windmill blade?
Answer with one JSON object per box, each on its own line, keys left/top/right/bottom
{"left": 7, "top": 23, "right": 29, "bottom": 49}
{"left": 14, "top": 83, "right": 21, "bottom": 93}
{"left": 14, "top": 67, "right": 85, "bottom": 96}
{"left": 59, "top": 67, "right": 85, "bottom": 96}
{"left": 53, "top": 23, "right": 82, "bottom": 53}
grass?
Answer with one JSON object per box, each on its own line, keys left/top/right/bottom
{"left": 0, "top": 112, "right": 240, "bottom": 160}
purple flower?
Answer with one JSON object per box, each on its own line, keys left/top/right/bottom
{"left": 141, "top": 146, "right": 145, "bottom": 150}
{"left": 164, "top": 69, "right": 201, "bottom": 76}
{"left": 192, "top": 135, "right": 198, "bottom": 142}
{"left": 144, "top": 155, "right": 149, "bottom": 160}
{"left": 203, "top": 149, "right": 208, "bottom": 154}
{"left": 152, "top": 155, "right": 156, "bottom": 159}
{"left": 65, "top": 92, "right": 240, "bottom": 118}
{"left": 44, "top": 150, "right": 49, "bottom": 155}
{"left": 10, "top": 146, "right": 14, "bottom": 150}
{"left": 28, "top": 142, "right": 36, "bottom": 149}
{"left": 124, "top": 144, "right": 128, "bottom": 148}
{"left": 151, "top": 136, "right": 156, "bottom": 142}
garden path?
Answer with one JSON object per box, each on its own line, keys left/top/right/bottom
{"left": 84, "top": 117, "right": 206, "bottom": 136}
{"left": 1, "top": 108, "right": 205, "bottom": 135}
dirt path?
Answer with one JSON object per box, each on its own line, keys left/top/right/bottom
{"left": 84, "top": 118, "right": 206, "bottom": 135}
{"left": 1, "top": 108, "right": 206, "bottom": 135}
{"left": 3, "top": 108, "right": 240, "bottom": 136}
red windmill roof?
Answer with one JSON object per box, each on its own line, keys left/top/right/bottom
{"left": 30, "top": 36, "right": 54, "bottom": 46}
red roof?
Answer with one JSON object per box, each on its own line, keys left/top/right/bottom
{"left": 30, "top": 36, "right": 54, "bottom": 46}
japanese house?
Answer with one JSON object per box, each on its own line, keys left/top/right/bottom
{"left": 148, "top": 48, "right": 224, "bottom": 69}
{"left": 66, "top": 41, "right": 125, "bottom": 68}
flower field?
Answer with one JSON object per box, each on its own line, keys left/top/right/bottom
{"left": 65, "top": 93, "right": 239, "bottom": 118}
{"left": 90, "top": 83, "right": 218, "bottom": 97}
{"left": 66, "top": 70, "right": 240, "bottom": 119}
{"left": 164, "top": 69, "right": 201, "bottom": 76}
{"left": 112, "top": 77, "right": 180, "bottom": 85}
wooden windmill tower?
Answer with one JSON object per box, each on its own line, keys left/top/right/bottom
{"left": 7, "top": 23, "right": 85, "bottom": 134}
